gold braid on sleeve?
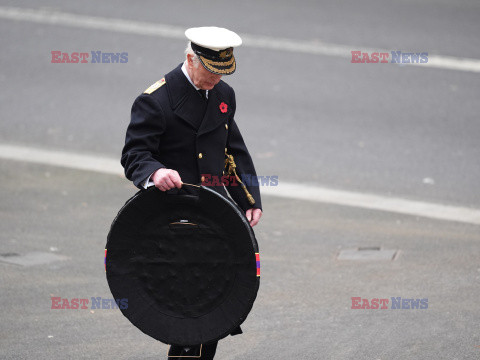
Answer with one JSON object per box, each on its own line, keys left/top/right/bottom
{"left": 224, "top": 152, "right": 256, "bottom": 206}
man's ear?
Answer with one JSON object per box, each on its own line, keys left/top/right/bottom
{"left": 186, "top": 54, "right": 194, "bottom": 69}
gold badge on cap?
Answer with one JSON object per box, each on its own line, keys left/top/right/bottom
{"left": 219, "top": 49, "right": 233, "bottom": 59}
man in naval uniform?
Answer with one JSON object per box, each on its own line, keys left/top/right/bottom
{"left": 121, "top": 27, "right": 262, "bottom": 359}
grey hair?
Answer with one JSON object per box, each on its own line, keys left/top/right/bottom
{"left": 185, "top": 42, "right": 200, "bottom": 67}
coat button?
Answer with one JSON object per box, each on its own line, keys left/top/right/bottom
{"left": 198, "top": 152, "right": 203, "bottom": 159}
{"left": 225, "top": 124, "right": 228, "bottom": 130}
{"left": 201, "top": 176, "right": 205, "bottom": 182}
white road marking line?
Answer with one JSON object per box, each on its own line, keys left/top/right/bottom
{"left": 261, "top": 184, "right": 480, "bottom": 226}
{"left": 1, "top": 6, "right": 480, "bottom": 73}
{"left": 1, "top": 143, "right": 479, "bottom": 226}
{"left": 0, "top": 144, "right": 124, "bottom": 176}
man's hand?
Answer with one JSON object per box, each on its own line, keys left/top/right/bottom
{"left": 152, "top": 168, "right": 182, "bottom": 191}
{"left": 246, "top": 208, "right": 262, "bottom": 227}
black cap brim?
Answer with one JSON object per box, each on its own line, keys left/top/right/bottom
{"left": 191, "top": 42, "right": 237, "bottom": 75}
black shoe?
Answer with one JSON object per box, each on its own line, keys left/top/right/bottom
{"left": 168, "top": 342, "right": 218, "bottom": 360}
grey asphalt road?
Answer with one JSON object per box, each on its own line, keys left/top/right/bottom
{"left": 1, "top": 1, "right": 479, "bottom": 359}
{"left": 1, "top": 161, "right": 480, "bottom": 360}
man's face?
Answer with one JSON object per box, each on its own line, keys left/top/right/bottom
{"left": 187, "top": 54, "right": 222, "bottom": 90}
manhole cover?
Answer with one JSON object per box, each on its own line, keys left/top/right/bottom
{"left": 0, "top": 252, "right": 69, "bottom": 266}
{"left": 0, "top": 253, "right": 20, "bottom": 257}
{"left": 337, "top": 247, "right": 397, "bottom": 261}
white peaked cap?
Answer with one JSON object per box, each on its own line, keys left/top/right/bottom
{"left": 185, "top": 27, "right": 242, "bottom": 51}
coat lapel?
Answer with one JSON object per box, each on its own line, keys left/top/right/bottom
{"left": 166, "top": 64, "right": 207, "bottom": 130}
{"left": 197, "top": 88, "right": 227, "bottom": 136}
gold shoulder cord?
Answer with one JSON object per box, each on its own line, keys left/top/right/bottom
{"left": 224, "top": 151, "right": 256, "bottom": 206}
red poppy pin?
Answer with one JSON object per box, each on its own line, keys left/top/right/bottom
{"left": 219, "top": 102, "right": 228, "bottom": 113}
